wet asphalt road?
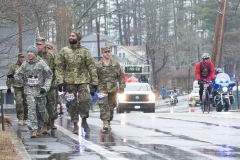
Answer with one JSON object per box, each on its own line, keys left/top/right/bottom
{"left": 9, "top": 97, "right": 240, "bottom": 160}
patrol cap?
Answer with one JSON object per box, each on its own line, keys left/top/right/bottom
{"left": 18, "top": 53, "right": 25, "bottom": 58}
{"left": 46, "top": 43, "right": 53, "bottom": 50}
{"left": 101, "top": 46, "right": 110, "bottom": 53}
{"left": 36, "top": 37, "right": 45, "bottom": 44}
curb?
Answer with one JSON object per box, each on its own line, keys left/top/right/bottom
{"left": 9, "top": 129, "right": 31, "bottom": 160}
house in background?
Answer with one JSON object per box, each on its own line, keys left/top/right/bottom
{"left": 117, "top": 46, "right": 146, "bottom": 65}
{"left": 81, "top": 34, "right": 129, "bottom": 64}
{"left": 0, "top": 25, "right": 38, "bottom": 106}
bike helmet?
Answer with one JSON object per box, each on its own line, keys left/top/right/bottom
{"left": 201, "top": 53, "right": 211, "bottom": 59}
{"left": 216, "top": 68, "right": 223, "bottom": 74}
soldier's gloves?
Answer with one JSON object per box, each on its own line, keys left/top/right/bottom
{"left": 58, "top": 83, "right": 66, "bottom": 92}
{"left": 7, "top": 89, "right": 11, "bottom": 95}
{"left": 90, "top": 85, "right": 98, "bottom": 96}
{"left": 40, "top": 88, "right": 46, "bottom": 94}
{"left": 34, "top": 75, "right": 38, "bottom": 78}
{"left": 28, "top": 75, "right": 33, "bottom": 78}
{"left": 7, "top": 74, "right": 14, "bottom": 78}
{"left": 198, "top": 79, "right": 201, "bottom": 84}
{"left": 119, "top": 89, "right": 124, "bottom": 94}
{"left": 90, "top": 92, "right": 94, "bottom": 96}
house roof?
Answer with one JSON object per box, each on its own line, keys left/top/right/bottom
{"left": 81, "top": 34, "right": 114, "bottom": 42}
{"left": 93, "top": 55, "right": 129, "bottom": 64}
{"left": 0, "top": 25, "right": 38, "bottom": 86}
{"left": 117, "top": 46, "right": 144, "bottom": 58}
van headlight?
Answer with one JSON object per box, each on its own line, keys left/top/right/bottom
{"left": 119, "top": 94, "right": 126, "bottom": 101}
{"left": 222, "top": 87, "right": 228, "bottom": 93}
{"left": 149, "top": 93, "right": 155, "bottom": 101}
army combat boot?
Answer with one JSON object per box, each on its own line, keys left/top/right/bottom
{"left": 42, "top": 122, "right": 48, "bottom": 134}
{"left": 30, "top": 131, "right": 37, "bottom": 138}
{"left": 82, "top": 118, "right": 90, "bottom": 133}
{"left": 23, "top": 120, "right": 28, "bottom": 125}
{"left": 72, "top": 122, "right": 79, "bottom": 134}
{"left": 17, "top": 119, "right": 23, "bottom": 125}
{"left": 36, "top": 127, "right": 42, "bottom": 136}
{"left": 51, "top": 119, "right": 57, "bottom": 130}
{"left": 103, "top": 121, "right": 109, "bottom": 130}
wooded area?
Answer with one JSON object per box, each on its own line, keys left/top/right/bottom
{"left": 0, "top": 0, "right": 240, "bottom": 93}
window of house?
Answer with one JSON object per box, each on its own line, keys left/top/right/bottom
{"left": 119, "top": 53, "right": 121, "bottom": 57}
{"left": 123, "top": 53, "right": 125, "bottom": 58}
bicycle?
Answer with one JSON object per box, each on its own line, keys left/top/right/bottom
{"left": 200, "top": 80, "right": 212, "bottom": 113}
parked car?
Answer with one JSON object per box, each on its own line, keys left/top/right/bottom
{"left": 117, "top": 83, "right": 155, "bottom": 113}
{"left": 188, "top": 88, "right": 200, "bottom": 106}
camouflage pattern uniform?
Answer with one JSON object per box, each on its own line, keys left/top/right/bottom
{"left": 6, "top": 53, "right": 28, "bottom": 121}
{"left": 96, "top": 46, "right": 125, "bottom": 129}
{"left": 55, "top": 44, "right": 98, "bottom": 122}
{"left": 14, "top": 56, "right": 53, "bottom": 133}
{"left": 36, "top": 38, "right": 58, "bottom": 122}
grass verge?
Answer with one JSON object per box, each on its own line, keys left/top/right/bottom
{"left": 0, "top": 126, "right": 20, "bottom": 160}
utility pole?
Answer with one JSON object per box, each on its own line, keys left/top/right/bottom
{"left": 96, "top": 20, "right": 101, "bottom": 61}
{"left": 18, "top": 0, "right": 23, "bottom": 53}
{"left": 212, "top": 0, "right": 223, "bottom": 65}
{"left": 217, "top": 0, "right": 228, "bottom": 68}
{"left": 212, "top": 0, "right": 228, "bottom": 67}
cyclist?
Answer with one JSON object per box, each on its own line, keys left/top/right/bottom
{"left": 195, "top": 53, "right": 215, "bottom": 104}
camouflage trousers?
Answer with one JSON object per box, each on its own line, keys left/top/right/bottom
{"left": 44, "top": 87, "right": 58, "bottom": 122}
{"left": 14, "top": 87, "right": 28, "bottom": 120}
{"left": 26, "top": 94, "right": 46, "bottom": 133}
{"left": 98, "top": 92, "right": 117, "bottom": 121}
{"left": 65, "top": 84, "right": 91, "bottom": 123}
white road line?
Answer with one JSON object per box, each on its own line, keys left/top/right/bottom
{"left": 56, "top": 125, "right": 130, "bottom": 160}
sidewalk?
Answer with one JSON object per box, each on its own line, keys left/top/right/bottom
{"left": 5, "top": 114, "right": 86, "bottom": 160}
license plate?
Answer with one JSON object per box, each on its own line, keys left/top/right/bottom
{"left": 135, "top": 106, "right": 140, "bottom": 109}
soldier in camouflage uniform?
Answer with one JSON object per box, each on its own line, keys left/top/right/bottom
{"left": 96, "top": 46, "right": 125, "bottom": 130}
{"left": 6, "top": 53, "right": 28, "bottom": 125}
{"left": 7, "top": 46, "right": 53, "bottom": 138}
{"left": 55, "top": 30, "right": 98, "bottom": 134}
{"left": 36, "top": 37, "right": 58, "bottom": 134}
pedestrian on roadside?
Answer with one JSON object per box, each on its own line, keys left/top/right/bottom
{"left": 95, "top": 46, "right": 125, "bottom": 131}
{"left": 161, "top": 86, "right": 167, "bottom": 100}
{"left": 36, "top": 37, "right": 58, "bottom": 135}
{"left": 6, "top": 53, "right": 28, "bottom": 125}
{"left": 55, "top": 30, "right": 98, "bottom": 134}
{"left": 7, "top": 45, "right": 53, "bottom": 138}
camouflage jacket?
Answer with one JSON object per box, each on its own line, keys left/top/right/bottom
{"left": 96, "top": 59, "right": 125, "bottom": 92}
{"left": 38, "top": 49, "right": 56, "bottom": 88}
{"left": 55, "top": 44, "right": 98, "bottom": 85}
{"left": 14, "top": 56, "right": 53, "bottom": 97}
{"left": 6, "top": 61, "right": 24, "bottom": 88}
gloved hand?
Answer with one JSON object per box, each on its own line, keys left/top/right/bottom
{"left": 58, "top": 83, "right": 66, "bottom": 92}
{"left": 90, "top": 92, "right": 94, "bottom": 96}
{"left": 40, "top": 88, "right": 46, "bottom": 94}
{"left": 28, "top": 75, "right": 33, "bottom": 78}
{"left": 7, "top": 89, "right": 11, "bottom": 95}
{"left": 34, "top": 75, "right": 38, "bottom": 78}
{"left": 7, "top": 74, "right": 14, "bottom": 78}
{"left": 211, "top": 78, "right": 215, "bottom": 84}
{"left": 198, "top": 79, "right": 201, "bottom": 84}
{"left": 92, "top": 85, "right": 98, "bottom": 92}
{"left": 119, "top": 89, "right": 124, "bottom": 94}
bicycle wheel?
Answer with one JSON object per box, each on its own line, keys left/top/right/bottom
{"left": 205, "top": 90, "right": 211, "bottom": 113}
{"left": 201, "top": 93, "right": 205, "bottom": 113}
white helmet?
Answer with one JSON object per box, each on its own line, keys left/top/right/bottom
{"left": 202, "top": 53, "right": 211, "bottom": 59}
